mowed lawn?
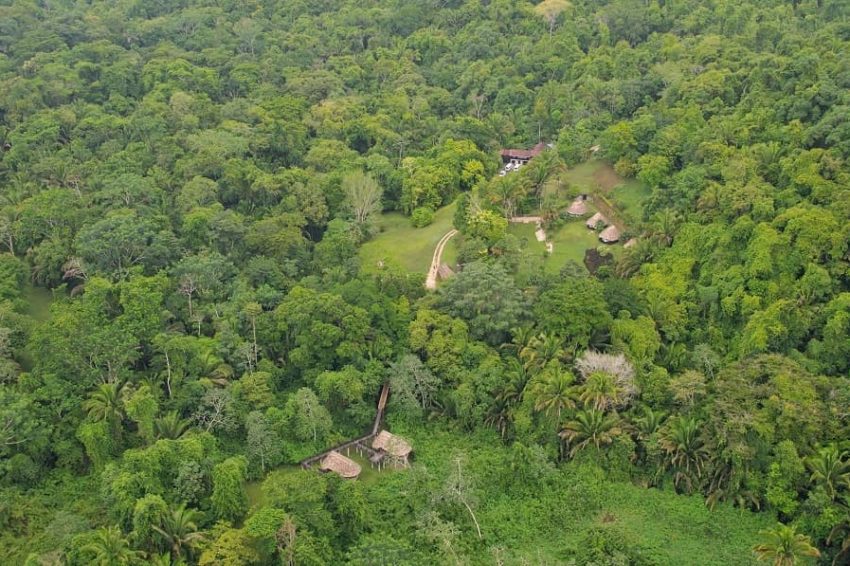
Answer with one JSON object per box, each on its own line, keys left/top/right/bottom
{"left": 558, "top": 160, "right": 651, "bottom": 224}
{"left": 510, "top": 218, "right": 602, "bottom": 276}
{"left": 359, "top": 202, "right": 457, "bottom": 274}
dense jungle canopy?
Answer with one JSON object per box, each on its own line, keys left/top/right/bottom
{"left": 2, "top": 0, "right": 850, "bottom": 564}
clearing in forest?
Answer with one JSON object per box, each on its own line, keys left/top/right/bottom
{"left": 359, "top": 202, "right": 458, "bottom": 274}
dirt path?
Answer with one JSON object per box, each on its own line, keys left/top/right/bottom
{"left": 425, "top": 229, "right": 458, "bottom": 290}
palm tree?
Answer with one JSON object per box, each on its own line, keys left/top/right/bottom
{"left": 753, "top": 524, "right": 820, "bottom": 565}
{"left": 615, "top": 237, "right": 657, "bottom": 277}
{"left": 559, "top": 408, "right": 622, "bottom": 459}
{"left": 828, "top": 495, "right": 850, "bottom": 565}
{"left": 806, "top": 445, "right": 850, "bottom": 501}
{"left": 154, "top": 411, "right": 192, "bottom": 440}
{"left": 84, "top": 382, "right": 126, "bottom": 437}
{"left": 153, "top": 503, "right": 206, "bottom": 561}
{"left": 502, "top": 326, "right": 537, "bottom": 357}
{"left": 528, "top": 367, "right": 575, "bottom": 419}
{"left": 81, "top": 525, "right": 143, "bottom": 565}
{"left": 520, "top": 333, "right": 565, "bottom": 372}
{"left": 578, "top": 371, "right": 625, "bottom": 412}
{"left": 632, "top": 405, "right": 666, "bottom": 440}
{"left": 659, "top": 416, "right": 709, "bottom": 493}
{"left": 526, "top": 150, "right": 564, "bottom": 208}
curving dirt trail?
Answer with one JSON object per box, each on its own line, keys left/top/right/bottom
{"left": 425, "top": 229, "right": 458, "bottom": 290}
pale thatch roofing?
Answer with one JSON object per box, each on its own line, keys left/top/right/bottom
{"left": 438, "top": 263, "right": 455, "bottom": 280}
{"left": 567, "top": 198, "right": 588, "bottom": 216}
{"left": 599, "top": 225, "right": 621, "bottom": 243}
{"left": 624, "top": 238, "right": 637, "bottom": 248}
{"left": 586, "top": 212, "right": 608, "bottom": 229}
{"left": 320, "top": 451, "right": 361, "bottom": 479}
{"left": 372, "top": 430, "right": 412, "bottom": 458}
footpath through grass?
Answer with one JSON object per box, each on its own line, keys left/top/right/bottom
{"left": 359, "top": 202, "right": 458, "bottom": 274}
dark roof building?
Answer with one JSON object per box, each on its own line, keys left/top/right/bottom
{"left": 500, "top": 142, "right": 547, "bottom": 163}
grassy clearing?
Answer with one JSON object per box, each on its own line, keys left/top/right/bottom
{"left": 561, "top": 160, "right": 651, "bottom": 225}
{"left": 510, "top": 217, "right": 603, "bottom": 278}
{"left": 612, "top": 178, "right": 652, "bottom": 223}
{"left": 359, "top": 202, "right": 457, "bottom": 274}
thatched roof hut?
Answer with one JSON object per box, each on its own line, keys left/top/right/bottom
{"left": 320, "top": 451, "right": 361, "bottom": 479}
{"left": 438, "top": 263, "right": 455, "bottom": 281}
{"left": 372, "top": 430, "right": 412, "bottom": 458}
{"left": 599, "top": 225, "right": 621, "bottom": 243}
{"left": 624, "top": 238, "right": 637, "bottom": 248}
{"left": 586, "top": 212, "right": 608, "bottom": 229}
{"left": 567, "top": 198, "right": 588, "bottom": 217}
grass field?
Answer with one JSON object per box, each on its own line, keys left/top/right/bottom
{"left": 559, "top": 160, "right": 652, "bottom": 225}
{"left": 359, "top": 202, "right": 458, "bottom": 274}
{"left": 510, "top": 217, "right": 605, "bottom": 278}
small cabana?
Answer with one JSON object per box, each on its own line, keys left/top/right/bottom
{"left": 438, "top": 263, "right": 455, "bottom": 281}
{"left": 599, "top": 225, "right": 621, "bottom": 243}
{"left": 372, "top": 430, "right": 413, "bottom": 469}
{"left": 319, "top": 451, "right": 362, "bottom": 479}
{"left": 567, "top": 197, "right": 588, "bottom": 217}
{"left": 586, "top": 212, "right": 608, "bottom": 229}
{"left": 624, "top": 238, "right": 637, "bottom": 248}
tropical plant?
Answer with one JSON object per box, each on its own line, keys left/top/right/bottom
{"left": 559, "top": 408, "right": 622, "bottom": 459}
{"left": 154, "top": 411, "right": 192, "bottom": 440}
{"left": 658, "top": 416, "right": 709, "bottom": 493}
{"left": 80, "top": 525, "right": 143, "bottom": 566}
{"left": 806, "top": 445, "right": 850, "bottom": 502}
{"left": 753, "top": 524, "right": 820, "bottom": 565}
{"left": 528, "top": 367, "right": 576, "bottom": 419}
{"left": 152, "top": 503, "right": 206, "bottom": 561}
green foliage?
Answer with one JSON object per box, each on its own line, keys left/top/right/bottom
{"left": 211, "top": 457, "right": 248, "bottom": 524}
{"left": 4, "top": 0, "right": 850, "bottom": 562}
{"left": 410, "top": 207, "right": 435, "bottom": 228}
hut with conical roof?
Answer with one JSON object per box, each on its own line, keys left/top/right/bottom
{"left": 371, "top": 430, "right": 413, "bottom": 469}
{"left": 319, "top": 451, "right": 362, "bottom": 479}
{"left": 599, "top": 225, "right": 621, "bottom": 244}
{"left": 586, "top": 212, "right": 608, "bottom": 229}
{"left": 567, "top": 197, "right": 588, "bottom": 217}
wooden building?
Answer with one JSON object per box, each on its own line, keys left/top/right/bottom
{"left": 371, "top": 430, "right": 413, "bottom": 469}
{"left": 500, "top": 142, "right": 546, "bottom": 166}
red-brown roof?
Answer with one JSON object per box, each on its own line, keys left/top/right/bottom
{"left": 500, "top": 142, "right": 546, "bottom": 160}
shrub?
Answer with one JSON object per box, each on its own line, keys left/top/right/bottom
{"left": 410, "top": 207, "right": 435, "bottom": 227}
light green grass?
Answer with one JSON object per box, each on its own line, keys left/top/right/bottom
{"left": 510, "top": 218, "right": 602, "bottom": 278}
{"left": 562, "top": 160, "right": 606, "bottom": 190}
{"left": 612, "top": 178, "right": 652, "bottom": 223}
{"left": 359, "top": 202, "right": 457, "bottom": 274}
{"left": 561, "top": 159, "right": 651, "bottom": 226}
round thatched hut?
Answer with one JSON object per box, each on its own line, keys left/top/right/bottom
{"left": 586, "top": 212, "right": 608, "bottom": 229}
{"left": 599, "top": 225, "right": 621, "bottom": 243}
{"left": 567, "top": 197, "right": 588, "bottom": 217}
